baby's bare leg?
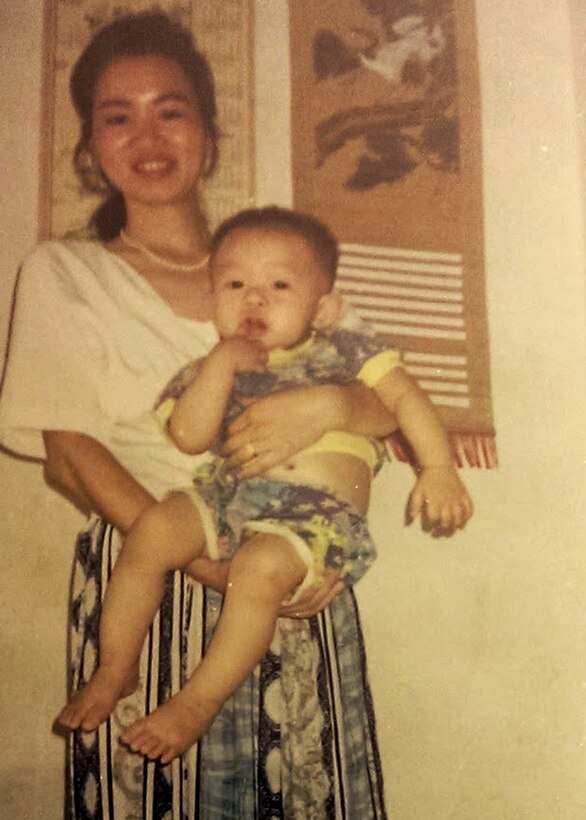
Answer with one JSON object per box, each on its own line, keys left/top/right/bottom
{"left": 56, "top": 493, "right": 207, "bottom": 732}
{"left": 121, "top": 532, "right": 306, "bottom": 763}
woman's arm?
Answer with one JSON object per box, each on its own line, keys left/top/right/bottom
{"left": 223, "top": 381, "right": 397, "bottom": 477}
{"left": 43, "top": 431, "right": 154, "bottom": 534}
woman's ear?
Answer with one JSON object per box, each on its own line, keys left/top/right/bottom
{"left": 312, "top": 289, "right": 343, "bottom": 331}
{"left": 79, "top": 144, "right": 109, "bottom": 193}
{"left": 202, "top": 134, "right": 215, "bottom": 177}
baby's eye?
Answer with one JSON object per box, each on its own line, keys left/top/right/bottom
{"left": 273, "top": 280, "right": 289, "bottom": 290}
{"left": 227, "top": 280, "right": 244, "bottom": 289}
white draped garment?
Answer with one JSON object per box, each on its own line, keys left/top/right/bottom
{"left": 0, "top": 240, "right": 218, "bottom": 498}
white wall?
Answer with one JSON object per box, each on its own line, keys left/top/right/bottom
{"left": 1, "top": 1, "right": 585, "bottom": 817}
{"left": 0, "top": 0, "right": 42, "bottom": 314}
{"left": 0, "top": 1, "right": 84, "bottom": 812}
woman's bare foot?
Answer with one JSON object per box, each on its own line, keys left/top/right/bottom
{"left": 56, "top": 666, "right": 138, "bottom": 732}
{"left": 120, "top": 688, "right": 220, "bottom": 764}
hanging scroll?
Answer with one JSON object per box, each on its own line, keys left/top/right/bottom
{"left": 290, "top": 0, "right": 496, "bottom": 467}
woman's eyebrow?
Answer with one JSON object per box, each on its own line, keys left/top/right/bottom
{"left": 95, "top": 98, "right": 131, "bottom": 111}
{"left": 95, "top": 92, "right": 191, "bottom": 111}
{"left": 155, "top": 92, "right": 192, "bottom": 105}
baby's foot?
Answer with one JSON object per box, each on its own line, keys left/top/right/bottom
{"left": 56, "top": 666, "right": 138, "bottom": 732}
{"left": 120, "top": 689, "right": 219, "bottom": 764}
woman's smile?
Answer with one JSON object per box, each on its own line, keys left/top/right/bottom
{"left": 131, "top": 155, "right": 177, "bottom": 180}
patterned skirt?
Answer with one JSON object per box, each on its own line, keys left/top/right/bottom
{"left": 66, "top": 516, "right": 387, "bottom": 819}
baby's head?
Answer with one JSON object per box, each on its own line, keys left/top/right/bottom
{"left": 209, "top": 206, "right": 342, "bottom": 350}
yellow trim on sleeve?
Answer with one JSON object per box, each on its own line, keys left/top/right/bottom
{"left": 357, "top": 349, "right": 402, "bottom": 387}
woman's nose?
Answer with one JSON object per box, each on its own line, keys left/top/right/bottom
{"left": 132, "top": 114, "right": 161, "bottom": 144}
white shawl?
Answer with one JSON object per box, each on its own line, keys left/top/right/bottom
{"left": 0, "top": 240, "right": 218, "bottom": 498}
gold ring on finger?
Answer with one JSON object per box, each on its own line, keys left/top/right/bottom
{"left": 244, "top": 442, "right": 257, "bottom": 459}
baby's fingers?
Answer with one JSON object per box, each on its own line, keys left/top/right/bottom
{"left": 439, "top": 503, "right": 458, "bottom": 532}
{"left": 457, "top": 494, "right": 474, "bottom": 527}
{"left": 438, "top": 497, "right": 473, "bottom": 532}
{"left": 406, "top": 486, "right": 426, "bottom": 523}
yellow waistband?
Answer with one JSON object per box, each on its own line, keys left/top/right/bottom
{"left": 303, "top": 431, "right": 377, "bottom": 473}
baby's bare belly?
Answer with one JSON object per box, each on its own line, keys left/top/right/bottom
{"left": 266, "top": 452, "right": 371, "bottom": 515}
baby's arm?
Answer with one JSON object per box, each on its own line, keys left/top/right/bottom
{"left": 168, "top": 338, "right": 267, "bottom": 454}
{"left": 374, "top": 367, "right": 473, "bottom": 531}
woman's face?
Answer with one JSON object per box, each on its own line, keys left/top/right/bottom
{"left": 91, "top": 54, "right": 208, "bottom": 209}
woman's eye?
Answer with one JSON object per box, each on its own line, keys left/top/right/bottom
{"left": 104, "top": 113, "right": 128, "bottom": 126}
{"left": 160, "top": 107, "right": 185, "bottom": 121}
{"left": 227, "top": 280, "right": 244, "bottom": 289}
{"left": 273, "top": 280, "right": 289, "bottom": 290}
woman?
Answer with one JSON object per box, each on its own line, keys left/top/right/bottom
{"left": 0, "top": 12, "right": 392, "bottom": 819}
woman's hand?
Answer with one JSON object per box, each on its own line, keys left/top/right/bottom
{"left": 223, "top": 382, "right": 397, "bottom": 478}
{"left": 186, "top": 557, "right": 344, "bottom": 615}
{"left": 223, "top": 385, "right": 337, "bottom": 476}
{"left": 186, "top": 557, "right": 230, "bottom": 593}
{"left": 279, "top": 569, "right": 345, "bottom": 618}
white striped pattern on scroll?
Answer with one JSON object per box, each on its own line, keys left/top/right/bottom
{"left": 338, "top": 243, "right": 470, "bottom": 409}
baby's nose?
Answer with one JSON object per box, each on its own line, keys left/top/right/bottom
{"left": 244, "top": 286, "right": 267, "bottom": 304}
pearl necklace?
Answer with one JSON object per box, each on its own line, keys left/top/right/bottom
{"left": 119, "top": 229, "right": 210, "bottom": 272}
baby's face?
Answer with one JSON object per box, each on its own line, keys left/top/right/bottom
{"left": 210, "top": 227, "right": 331, "bottom": 350}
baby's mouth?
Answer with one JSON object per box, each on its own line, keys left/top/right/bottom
{"left": 239, "top": 317, "right": 268, "bottom": 337}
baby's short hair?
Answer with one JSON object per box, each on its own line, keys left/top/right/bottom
{"left": 210, "top": 206, "right": 339, "bottom": 287}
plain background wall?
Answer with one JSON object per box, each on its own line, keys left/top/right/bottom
{"left": 0, "top": 0, "right": 85, "bottom": 811}
{"left": 1, "top": 1, "right": 586, "bottom": 818}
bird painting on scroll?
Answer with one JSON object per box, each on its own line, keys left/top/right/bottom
{"left": 290, "top": 0, "right": 481, "bottom": 253}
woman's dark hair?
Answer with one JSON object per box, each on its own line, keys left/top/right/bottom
{"left": 210, "top": 206, "right": 340, "bottom": 287}
{"left": 70, "top": 11, "right": 219, "bottom": 240}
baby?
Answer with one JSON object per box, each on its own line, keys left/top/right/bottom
{"left": 57, "top": 206, "right": 472, "bottom": 763}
